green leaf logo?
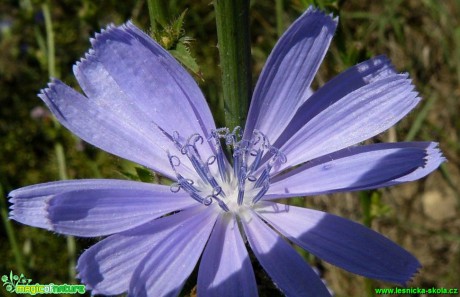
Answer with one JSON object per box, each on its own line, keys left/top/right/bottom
{"left": 2, "top": 271, "right": 33, "bottom": 293}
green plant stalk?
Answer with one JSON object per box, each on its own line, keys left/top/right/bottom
{"left": 55, "top": 143, "right": 68, "bottom": 180}
{"left": 404, "top": 94, "right": 437, "bottom": 141}
{"left": 147, "top": 0, "right": 169, "bottom": 31}
{"left": 43, "top": 2, "right": 76, "bottom": 282}
{"left": 55, "top": 143, "right": 76, "bottom": 282}
{"left": 359, "top": 190, "right": 374, "bottom": 296}
{"left": 214, "top": 0, "right": 252, "bottom": 132}
{"left": 275, "top": 0, "right": 284, "bottom": 37}
{"left": 42, "top": 2, "right": 55, "bottom": 78}
{"left": 1, "top": 184, "right": 26, "bottom": 274}
{"left": 359, "top": 191, "right": 372, "bottom": 228}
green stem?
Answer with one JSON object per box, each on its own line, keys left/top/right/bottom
{"left": 359, "top": 190, "right": 375, "bottom": 296}
{"left": 214, "top": 0, "right": 252, "bottom": 131}
{"left": 147, "top": 0, "right": 169, "bottom": 30}
{"left": 404, "top": 94, "right": 437, "bottom": 141}
{"left": 359, "top": 191, "right": 372, "bottom": 228}
{"left": 1, "top": 184, "right": 25, "bottom": 274}
{"left": 43, "top": 2, "right": 76, "bottom": 282}
{"left": 42, "top": 2, "right": 55, "bottom": 78}
{"left": 54, "top": 143, "right": 76, "bottom": 282}
{"left": 54, "top": 143, "right": 68, "bottom": 180}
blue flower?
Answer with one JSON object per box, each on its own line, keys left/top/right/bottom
{"left": 9, "top": 7, "right": 444, "bottom": 297}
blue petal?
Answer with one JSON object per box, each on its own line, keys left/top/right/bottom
{"left": 9, "top": 179, "right": 196, "bottom": 236}
{"left": 242, "top": 210, "right": 331, "bottom": 297}
{"left": 276, "top": 73, "right": 420, "bottom": 171}
{"left": 271, "top": 55, "right": 396, "bottom": 152}
{"left": 266, "top": 142, "right": 440, "bottom": 198}
{"left": 256, "top": 202, "right": 420, "bottom": 285}
{"left": 128, "top": 205, "right": 218, "bottom": 297}
{"left": 79, "top": 23, "right": 215, "bottom": 143}
{"left": 244, "top": 7, "right": 337, "bottom": 142}
{"left": 198, "top": 213, "right": 257, "bottom": 297}
{"left": 380, "top": 142, "right": 445, "bottom": 186}
{"left": 41, "top": 22, "right": 217, "bottom": 178}
{"left": 77, "top": 205, "right": 212, "bottom": 296}
{"left": 39, "top": 80, "right": 178, "bottom": 179}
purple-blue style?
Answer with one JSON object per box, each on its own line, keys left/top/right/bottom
{"left": 9, "top": 7, "right": 444, "bottom": 297}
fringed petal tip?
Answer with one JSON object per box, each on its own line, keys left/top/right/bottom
{"left": 74, "top": 22, "right": 132, "bottom": 74}
{"left": 75, "top": 265, "right": 99, "bottom": 295}
{"left": 379, "top": 256, "right": 421, "bottom": 286}
{"left": 75, "top": 274, "right": 99, "bottom": 296}
{"left": 37, "top": 78, "right": 59, "bottom": 98}
{"left": 89, "top": 22, "right": 140, "bottom": 49}
{"left": 7, "top": 190, "right": 53, "bottom": 230}
{"left": 74, "top": 20, "right": 137, "bottom": 72}
{"left": 7, "top": 196, "right": 15, "bottom": 220}
{"left": 426, "top": 142, "right": 446, "bottom": 163}
{"left": 89, "top": 23, "right": 117, "bottom": 46}
{"left": 402, "top": 75, "right": 422, "bottom": 104}
{"left": 402, "top": 263, "right": 422, "bottom": 286}
{"left": 406, "top": 142, "right": 445, "bottom": 181}
{"left": 74, "top": 26, "right": 119, "bottom": 72}
{"left": 73, "top": 20, "right": 147, "bottom": 72}
{"left": 306, "top": 5, "right": 339, "bottom": 23}
{"left": 303, "top": 6, "right": 339, "bottom": 35}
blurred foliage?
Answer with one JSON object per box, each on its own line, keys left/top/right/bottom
{"left": 1, "top": 0, "right": 459, "bottom": 296}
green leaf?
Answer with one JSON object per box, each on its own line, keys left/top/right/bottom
{"left": 170, "top": 42, "right": 202, "bottom": 80}
{"left": 172, "top": 9, "right": 187, "bottom": 36}
{"left": 149, "top": 9, "right": 202, "bottom": 79}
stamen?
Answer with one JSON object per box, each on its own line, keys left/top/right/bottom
{"left": 172, "top": 131, "right": 183, "bottom": 150}
{"left": 167, "top": 127, "right": 286, "bottom": 212}
{"left": 209, "top": 186, "right": 230, "bottom": 212}
{"left": 170, "top": 183, "right": 181, "bottom": 193}
{"left": 252, "top": 180, "right": 270, "bottom": 203}
{"left": 268, "top": 146, "right": 287, "bottom": 165}
{"left": 168, "top": 153, "right": 181, "bottom": 169}
{"left": 254, "top": 166, "right": 269, "bottom": 188}
{"left": 177, "top": 174, "right": 198, "bottom": 193}
{"left": 233, "top": 149, "right": 241, "bottom": 179}
{"left": 247, "top": 175, "right": 257, "bottom": 182}
{"left": 169, "top": 169, "right": 208, "bottom": 205}
{"left": 178, "top": 134, "right": 221, "bottom": 190}
{"left": 203, "top": 196, "right": 213, "bottom": 206}
{"left": 237, "top": 165, "right": 247, "bottom": 205}
{"left": 248, "top": 148, "right": 263, "bottom": 173}
{"left": 246, "top": 130, "right": 269, "bottom": 175}
{"left": 190, "top": 191, "right": 207, "bottom": 205}
{"left": 225, "top": 126, "right": 241, "bottom": 146}
{"left": 209, "top": 129, "right": 229, "bottom": 182}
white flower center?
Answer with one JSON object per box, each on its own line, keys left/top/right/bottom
{"left": 168, "top": 127, "right": 286, "bottom": 214}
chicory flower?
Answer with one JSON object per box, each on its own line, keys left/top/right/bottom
{"left": 9, "top": 7, "right": 444, "bottom": 297}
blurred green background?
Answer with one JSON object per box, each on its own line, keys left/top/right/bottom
{"left": 1, "top": 0, "right": 459, "bottom": 296}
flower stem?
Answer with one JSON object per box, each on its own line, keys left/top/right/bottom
{"left": 359, "top": 190, "right": 375, "bottom": 296}
{"left": 359, "top": 191, "right": 372, "bottom": 228}
{"left": 42, "top": 2, "right": 55, "bottom": 78}
{"left": 147, "top": 0, "right": 169, "bottom": 31}
{"left": 43, "top": 2, "right": 76, "bottom": 283}
{"left": 214, "top": 0, "right": 252, "bottom": 131}
{"left": 0, "top": 184, "right": 25, "bottom": 274}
